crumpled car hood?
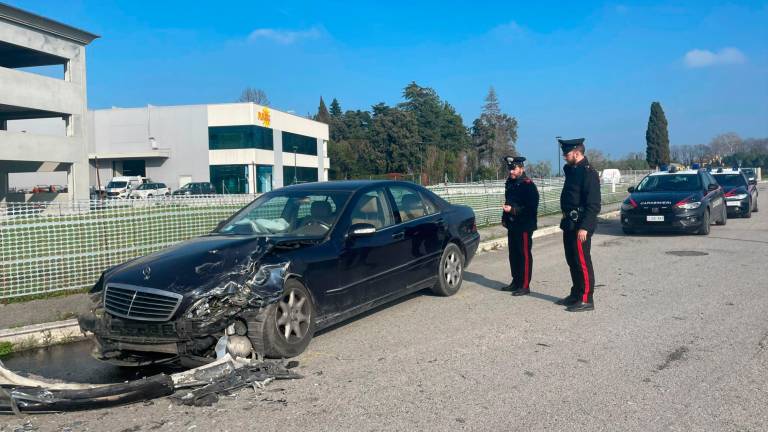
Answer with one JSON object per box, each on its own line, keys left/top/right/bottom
{"left": 105, "top": 235, "right": 275, "bottom": 294}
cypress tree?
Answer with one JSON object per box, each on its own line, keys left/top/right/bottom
{"left": 645, "top": 101, "right": 670, "bottom": 168}
{"left": 329, "top": 98, "right": 342, "bottom": 117}
{"left": 315, "top": 97, "right": 331, "bottom": 124}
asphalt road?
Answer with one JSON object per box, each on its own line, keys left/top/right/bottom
{"left": 4, "top": 186, "right": 767, "bottom": 432}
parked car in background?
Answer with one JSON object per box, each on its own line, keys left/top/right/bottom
{"left": 129, "top": 182, "right": 170, "bottom": 199}
{"left": 106, "top": 176, "right": 146, "bottom": 199}
{"left": 712, "top": 168, "right": 758, "bottom": 218}
{"left": 740, "top": 168, "right": 758, "bottom": 183}
{"left": 32, "top": 185, "right": 50, "bottom": 193}
{"left": 620, "top": 167, "right": 727, "bottom": 235}
{"left": 172, "top": 182, "right": 216, "bottom": 196}
{"left": 79, "top": 180, "right": 480, "bottom": 365}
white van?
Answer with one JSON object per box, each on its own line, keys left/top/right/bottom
{"left": 105, "top": 176, "right": 145, "bottom": 198}
{"left": 601, "top": 169, "right": 621, "bottom": 184}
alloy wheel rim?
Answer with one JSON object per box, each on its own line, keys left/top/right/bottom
{"left": 276, "top": 289, "right": 310, "bottom": 341}
{"left": 443, "top": 250, "right": 462, "bottom": 288}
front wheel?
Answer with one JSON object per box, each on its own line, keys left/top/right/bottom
{"left": 432, "top": 243, "right": 465, "bottom": 296}
{"left": 716, "top": 204, "right": 727, "bottom": 225}
{"left": 697, "top": 209, "right": 710, "bottom": 235}
{"left": 247, "top": 279, "right": 315, "bottom": 358}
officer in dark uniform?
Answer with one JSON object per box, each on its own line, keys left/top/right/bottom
{"left": 556, "top": 138, "right": 600, "bottom": 312}
{"left": 500, "top": 156, "right": 540, "bottom": 296}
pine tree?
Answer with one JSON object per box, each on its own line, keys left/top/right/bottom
{"left": 472, "top": 86, "right": 518, "bottom": 175}
{"left": 645, "top": 101, "right": 670, "bottom": 168}
{"left": 315, "top": 97, "right": 331, "bottom": 124}
{"left": 329, "top": 98, "right": 342, "bottom": 117}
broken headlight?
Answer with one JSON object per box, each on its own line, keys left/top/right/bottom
{"left": 247, "top": 262, "right": 289, "bottom": 287}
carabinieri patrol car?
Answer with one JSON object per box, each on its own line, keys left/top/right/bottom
{"left": 712, "top": 168, "right": 759, "bottom": 218}
{"left": 620, "top": 166, "right": 727, "bottom": 235}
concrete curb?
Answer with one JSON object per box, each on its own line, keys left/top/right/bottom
{"left": 0, "top": 319, "right": 87, "bottom": 353}
{"left": 476, "top": 210, "right": 621, "bottom": 254}
{"left": 0, "top": 210, "right": 623, "bottom": 354}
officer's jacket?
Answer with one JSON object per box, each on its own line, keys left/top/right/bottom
{"left": 502, "top": 174, "right": 539, "bottom": 232}
{"left": 560, "top": 157, "right": 601, "bottom": 233}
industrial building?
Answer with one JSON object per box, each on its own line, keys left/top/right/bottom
{"left": 89, "top": 103, "right": 330, "bottom": 194}
{"left": 0, "top": 3, "right": 98, "bottom": 202}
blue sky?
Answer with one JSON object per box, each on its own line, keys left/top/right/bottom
{"left": 13, "top": 0, "right": 768, "bottom": 166}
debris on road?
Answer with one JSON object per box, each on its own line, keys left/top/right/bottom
{"left": 0, "top": 354, "right": 301, "bottom": 414}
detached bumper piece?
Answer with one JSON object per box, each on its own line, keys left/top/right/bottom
{"left": 0, "top": 374, "right": 174, "bottom": 414}
{"left": 0, "top": 355, "right": 301, "bottom": 414}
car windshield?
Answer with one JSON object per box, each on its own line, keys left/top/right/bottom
{"left": 217, "top": 190, "right": 352, "bottom": 237}
{"left": 636, "top": 174, "right": 701, "bottom": 192}
{"left": 107, "top": 181, "right": 127, "bottom": 188}
{"left": 713, "top": 174, "right": 746, "bottom": 188}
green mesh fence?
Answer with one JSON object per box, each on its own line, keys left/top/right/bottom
{"left": 0, "top": 179, "right": 634, "bottom": 299}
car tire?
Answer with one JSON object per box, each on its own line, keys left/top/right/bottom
{"left": 697, "top": 209, "right": 710, "bottom": 235}
{"left": 247, "top": 279, "right": 315, "bottom": 358}
{"left": 432, "top": 243, "right": 465, "bottom": 297}
{"left": 744, "top": 199, "right": 752, "bottom": 218}
{"left": 622, "top": 227, "right": 635, "bottom": 235}
{"left": 753, "top": 197, "right": 759, "bottom": 212}
{"left": 716, "top": 205, "right": 727, "bottom": 225}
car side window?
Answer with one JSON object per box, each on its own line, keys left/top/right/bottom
{"left": 349, "top": 188, "right": 394, "bottom": 230}
{"left": 388, "top": 185, "right": 433, "bottom": 222}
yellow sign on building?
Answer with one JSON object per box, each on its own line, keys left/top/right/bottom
{"left": 257, "top": 107, "right": 271, "bottom": 127}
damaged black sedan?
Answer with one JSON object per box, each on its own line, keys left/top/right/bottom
{"left": 79, "top": 181, "right": 479, "bottom": 366}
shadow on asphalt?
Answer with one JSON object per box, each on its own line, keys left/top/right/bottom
{"left": 464, "top": 271, "right": 564, "bottom": 304}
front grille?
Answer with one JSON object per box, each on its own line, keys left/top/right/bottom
{"left": 104, "top": 284, "right": 183, "bottom": 322}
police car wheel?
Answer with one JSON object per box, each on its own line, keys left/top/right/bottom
{"left": 744, "top": 200, "right": 752, "bottom": 218}
{"left": 697, "top": 209, "right": 710, "bottom": 235}
{"left": 432, "top": 243, "right": 464, "bottom": 297}
{"left": 716, "top": 205, "right": 727, "bottom": 225}
{"left": 753, "top": 198, "right": 758, "bottom": 212}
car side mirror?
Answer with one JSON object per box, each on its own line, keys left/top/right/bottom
{"left": 749, "top": 179, "right": 757, "bottom": 185}
{"left": 348, "top": 223, "right": 376, "bottom": 238}
{"left": 627, "top": 186, "right": 635, "bottom": 193}
{"left": 707, "top": 184, "right": 720, "bottom": 192}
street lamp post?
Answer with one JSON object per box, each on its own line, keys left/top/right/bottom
{"left": 293, "top": 145, "right": 298, "bottom": 185}
{"left": 555, "top": 136, "right": 562, "bottom": 177}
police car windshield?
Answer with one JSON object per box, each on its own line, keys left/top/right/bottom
{"left": 713, "top": 174, "right": 746, "bottom": 187}
{"left": 636, "top": 174, "right": 701, "bottom": 192}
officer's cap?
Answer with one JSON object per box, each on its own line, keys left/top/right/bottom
{"left": 558, "top": 138, "right": 585, "bottom": 155}
{"left": 503, "top": 156, "right": 526, "bottom": 169}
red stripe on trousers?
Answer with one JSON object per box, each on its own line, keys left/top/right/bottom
{"left": 576, "top": 238, "right": 590, "bottom": 302}
{"left": 523, "top": 232, "right": 530, "bottom": 289}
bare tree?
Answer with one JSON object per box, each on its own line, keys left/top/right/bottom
{"left": 709, "top": 132, "right": 743, "bottom": 158}
{"left": 237, "top": 87, "right": 270, "bottom": 105}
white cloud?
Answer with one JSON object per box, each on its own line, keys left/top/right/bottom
{"left": 683, "top": 47, "right": 746, "bottom": 68}
{"left": 247, "top": 26, "right": 323, "bottom": 45}
{"left": 488, "top": 21, "right": 527, "bottom": 42}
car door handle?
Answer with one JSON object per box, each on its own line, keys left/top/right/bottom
{"left": 392, "top": 232, "right": 405, "bottom": 240}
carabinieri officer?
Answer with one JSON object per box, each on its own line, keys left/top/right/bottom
{"left": 501, "top": 156, "right": 539, "bottom": 296}
{"left": 557, "top": 138, "right": 600, "bottom": 312}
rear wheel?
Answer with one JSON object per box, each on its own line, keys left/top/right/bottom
{"left": 432, "top": 243, "right": 465, "bottom": 296}
{"left": 697, "top": 209, "right": 710, "bottom": 235}
{"left": 247, "top": 279, "right": 315, "bottom": 358}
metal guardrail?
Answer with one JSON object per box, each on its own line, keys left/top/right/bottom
{"left": 0, "top": 174, "right": 646, "bottom": 299}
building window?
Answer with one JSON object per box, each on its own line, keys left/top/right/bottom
{"left": 208, "top": 125, "right": 273, "bottom": 150}
{"left": 282, "top": 131, "right": 317, "bottom": 156}
{"left": 210, "top": 165, "right": 249, "bottom": 194}
{"left": 283, "top": 166, "right": 318, "bottom": 186}
{"left": 122, "top": 160, "right": 146, "bottom": 177}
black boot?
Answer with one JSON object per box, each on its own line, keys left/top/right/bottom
{"left": 555, "top": 295, "right": 578, "bottom": 306}
{"left": 501, "top": 283, "right": 517, "bottom": 292}
{"left": 566, "top": 301, "right": 594, "bottom": 312}
{"left": 511, "top": 288, "right": 530, "bottom": 296}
